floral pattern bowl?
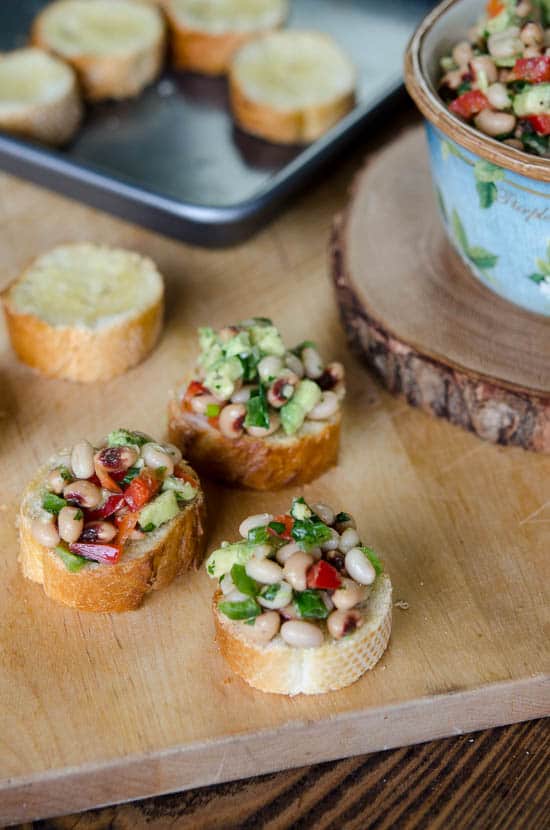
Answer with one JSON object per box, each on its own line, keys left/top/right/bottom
{"left": 405, "top": 0, "right": 550, "bottom": 317}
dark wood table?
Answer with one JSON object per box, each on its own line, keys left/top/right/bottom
{"left": 20, "top": 719, "right": 548, "bottom": 829}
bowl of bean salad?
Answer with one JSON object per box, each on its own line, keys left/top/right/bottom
{"left": 405, "top": 0, "right": 550, "bottom": 315}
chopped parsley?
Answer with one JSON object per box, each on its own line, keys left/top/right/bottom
{"left": 244, "top": 383, "right": 269, "bottom": 429}
{"left": 42, "top": 492, "right": 67, "bottom": 515}
{"left": 291, "top": 518, "right": 331, "bottom": 551}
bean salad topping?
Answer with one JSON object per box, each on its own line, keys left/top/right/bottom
{"left": 31, "top": 429, "right": 198, "bottom": 571}
{"left": 181, "top": 318, "right": 345, "bottom": 440}
{"left": 439, "top": 0, "right": 550, "bottom": 156}
{"left": 206, "top": 498, "right": 384, "bottom": 647}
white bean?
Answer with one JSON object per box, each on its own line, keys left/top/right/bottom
{"left": 309, "top": 546, "right": 322, "bottom": 561}
{"left": 162, "top": 442, "right": 182, "bottom": 464}
{"left": 452, "top": 40, "right": 473, "bottom": 67}
{"left": 332, "top": 578, "right": 367, "bottom": 611}
{"left": 58, "top": 506, "right": 84, "bottom": 544}
{"left": 338, "top": 527, "right": 360, "bottom": 553}
{"left": 486, "top": 82, "right": 511, "bottom": 111}
{"left": 220, "top": 573, "right": 235, "bottom": 595}
{"left": 239, "top": 513, "right": 274, "bottom": 538}
{"left": 46, "top": 468, "right": 68, "bottom": 494}
{"left": 344, "top": 548, "right": 376, "bottom": 586}
{"left": 245, "top": 414, "right": 280, "bottom": 438}
{"left": 307, "top": 391, "right": 339, "bottom": 421}
{"left": 231, "top": 386, "right": 255, "bottom": 404}
{"left": 321, "top": 528, "right": 340, "bottom": 551}
{"left": 70, "top": 440, "right": 95, "bottom": 480}
{"left": 327, "top": 609, "right": 363, "bottom": 640}
{"left": 280, "top": 620, "right": 324, "bottom": 648}
{"left": 30, "top": 518, "right": 60, "bottom": 548}
{"left": 284, "top": 352, "right": 304, "bottom": 378}
{"left": 258, "top": 581, "right": 293, "bottom": 610}
{"left": 302, "top": 346, "right": 324, "bottom": 379}
{"left": 276, "top": 541, "right": 301, "bottom": 564}
{"left": 257, "top": 355, "right": 282, "bottom": 383}
{"left": 474, "top": 109, "right": 516, "bottom": 137}
{"left": 242, "top": 611, "right": 280, "bottom": 643}
{"left": 311, "top": 502, "right": 335, "bottom": 526}
{"left": 245, "top": 557, "right": 283, "bottom": 584}
{"left": 283, "top": 552, "right": 314, "bottom": 592}
{"left": 141, "top": 443, "right": 174, "bottom": 476}
{"left": 470, "top": 55, "right": 498, "bottom": 83}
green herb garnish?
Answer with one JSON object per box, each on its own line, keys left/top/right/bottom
{"left": 291, "top": 518, "right": 331, "bottom": 551}
{"left": 55, "top": 544, "right": 87, "bottom": 573}
{"left": 334, "top": 512, "right": 351, "bottom": 524}
{"left": 141, "top": 522, "right": 156, "bottom": 533}
{"left": 292, "top": 340, "right": 316, "bottom": 356}
{"left": 268, "top": 521, "right": 285, "bottom": 536}
{"left": 230, "top": 563, "right": 259, "bottom": 597}
{"left": 121, "top": 466, "right": 141, "bottom": 487}
{"left": 73, "top": 509, "right": 83, "bottom": 521}
{"left": 218, "top": 597, "right": 261, "bottom": 621}
{"left": 244, "top": 383, "right": 269, "bottom": 429}
{"left": 361, "top": 546, "right": 383, "bottom": 576}
{"left": 293, "top": 590, "right": 329, "bottom": 620}
{"left": 58, "top": 466, "right": 73, "bottom": 482}
{"left": 247, "top": 526, "right": 270, "bottom": 544}
{"left": 42, "top": 492, "right": 67, "bottom": 515}
{"left": 107, "top": 429, "right": 149, "bottom": 448}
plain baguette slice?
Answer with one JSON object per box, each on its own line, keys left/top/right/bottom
{"left": 213, "top": 574, "right": 392, "bottom": 695}
{"left": 229, "top": 30, "right": 356, "bottom": 144}
{"left": 31, "top": 0, "right": 165, "bottom": 101}
{"left": 168, "top": 397, "right": 341, "bottom": 490}
{"left": 0, "top": 47, "right": 82, "bottom": 145}
{"left": 19, "top": 454, "right": 207, "bottom": 613}
{"left": 163, "top": 0, "right": 288, "bottom": 76}
{"left": 2, "top": 243, "right": 164, "bottom": 383}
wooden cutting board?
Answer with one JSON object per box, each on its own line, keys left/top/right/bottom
{"left": 0, "top": 125, "right": 549, "bottom": 825}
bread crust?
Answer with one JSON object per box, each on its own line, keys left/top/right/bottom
{"left": 163, "top": 1, "right": 286, "bottom": 75}
{"left": 230, "top": 75, "right": 356, "bottom": 144}
{"left": 19, "top": 460, "right": 207, "bottom": 612}
{"left": 213, "top": 574, "right": 392, "bottom": 695}
{"left": 31, "top": 1, "right": 166, "bottom": 101}
{"left": 167, "top": 396, "right": 341, "bottom": 490}
{"left": 0, "top": 50, "right": 82, "bottom": 146}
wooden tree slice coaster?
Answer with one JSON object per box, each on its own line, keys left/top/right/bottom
{"left": 331, "top": 126, "right": 550, "bottom": 452}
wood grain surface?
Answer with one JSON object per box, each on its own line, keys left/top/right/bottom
{"left": 331, "top": 127, "right": 550, "bottom": 453}
{"left": 0, "top": 114, "right": 549, "bottom": 825}
{"left": 19, "top": 718, "right": 550, "bottom": 830}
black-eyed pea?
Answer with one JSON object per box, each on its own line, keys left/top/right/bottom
{"left": 46, "top": 467, "right": 68, "bottom": 494}
{"left": 70, "top": 440, "right": 95, "bottom": 480}
{"left": 58, "top": 506, "right": 84, "bottom": 544}
{"left": 80, "top": 521, "right": 117, "bottom": 543}
{"left": 321, "top": 528, "right": 340, "bottom": 551}
{"left": 30, "top": 518, "right": 60, "bottom": 547}
{"left": 63, "top": 479, "right": 102, "bottom": 509}
{"left": 332, "top": 578, "right": 367, "bottom": 611}
{"left": 280, "top": 620, "right": 324, "bottom": 648}
{"left": 307, "top": 391, "right": 339, "bottom": 421}
{"left": 283, "top": 551, "right": 314, "bottom": 591}
{"left": 257, "top": 355, "right": 283, "bottom": 383}
{"left": 141, "top": 443, "right": 174, "bottom": 476}
{"left": 95, "top": 445, "right": 139, "bottom": 473}
{"left": 242, "top": 611, "right": 281, "bottom": 644}
{"left": 327, "top": 609, "right": 364, "bottom": 640}
{"left": 284, "top": 352, "right": 304, "bottom": 378}
{"left": 219, "top": 404, "right": 246, "bottom": 439}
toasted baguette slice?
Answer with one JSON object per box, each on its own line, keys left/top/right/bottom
{"left": 229, "top": 30, "right": 356, "bottom": 144}
{"left": 0, "top": 48, "right": 82, "bottom": 146}
{"left": 213, "top": 574, "right": 392, "bottom": 695}
{"left": 31, "top": 0, "right": 165, "bottom": 101}
{"left": 2, "top": 243, "right": 164, "bottom": 383}
{"left": 19, "top": 454, "right": 207, "bottom": 613}
{"left": 163, "top": 0, "right": 287, "bottom": 76}
{"left": 168, "top": 397, "right": 340, "bottom": 490}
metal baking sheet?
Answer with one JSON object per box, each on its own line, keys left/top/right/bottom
{"left": 0, "top": 0, "right": 434, "bottom": 247}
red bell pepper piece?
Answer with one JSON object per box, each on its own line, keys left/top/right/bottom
{"left": 268, "top": 514, "right": 294, "bottom": 541}
{"left": 449, "top": 90, "right": 489, "bottom": 120}
{"left": 486, "top": 0, "right": 504, "bottom": 18}
{"left": 186, "top": 380, "right": 207, "bottom": 398}
{"left": 69, "top": 542, "right": 122, "bottom": 564}
{"left": 526, "top": 114, "right": 550, "bottom": 136}
{"left": 124, "top": 468, "right": 161, "bottom": 511}
{"left": 513, "top": 56, "right": 550, "bottom": 84}
{"left": 306, "top": 560, "right": 342, "bottom": 590}
{"left": 86, "top": 494, "right": 125, "bottom": 521}
{"left": 115, "top": 511, "right": 140, "bottom": 546}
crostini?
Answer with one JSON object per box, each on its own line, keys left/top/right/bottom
{"left": 168, "top": 318, "right": 345, "bottom": 490}
{"left": 206, "top": 498, "right": 392, "bottom": 695}
{"left": 0, "top": 47, "right": 82, "bottom": 146}
{"left": 19, "top": 429, "right": 207, "bottom": 612}
{"left": 229, "top": 30, "right": 356, "bottom": 144}
{"left": 31, "top": 0, "right": 165, "bottom": 101}
{"left": 2, "top": 242, "right": 164, "bottom": 382}
{"left": 163, "top": 0, "right": 288, "bottom": 76}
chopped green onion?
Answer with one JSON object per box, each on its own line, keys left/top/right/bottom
{"left": 73, "top": 509, "right": 83, "bottom": 521}
{"left": 361, "top": 546, "right": 383, "bottom": 576}
{"left": 121, "top": 466, "right": 140, "bottom": 487}
{"left": 206, "top": 403, "right": 221, "bottom": 418}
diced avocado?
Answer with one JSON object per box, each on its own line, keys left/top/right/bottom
{"left": 204, "top": 355, "right": 243, "bottom": 400}
{"left": 224, "top": 330, "right": 252, "bottom": 358}
{"left": 205, "top": 541, "right": 255, "bottom": 578}
{"left": 280, "top": 400, "right": 306, "bottom": 435}
{"left": 162, "top": 476, "right": 197, "bottom": 502}
{"left": 291, "top": 497, "right": 312, "bottom": 521}
{"left": 514, "top": 84, "right": 550, "bottom": 117}
{"left": 486, "top": 7, "right": 517, "bottom": 35}
{"left": 138, "top": 490, "right": 180, "bottom": 532}
{"left": 293, "top": 379, "right": 322, "bottom": 412}
{"left": 198, "top": 326, "right": 217, "bottom": 352}
{"left": 107, "top": 428, "right": 150, "bottom": 448}
{"left": 249, "top": 323, "right": 285, "bottom": 357}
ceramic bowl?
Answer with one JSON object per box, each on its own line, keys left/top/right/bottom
{"left": 405, "top": 0, "right": 550, "bottom": 316}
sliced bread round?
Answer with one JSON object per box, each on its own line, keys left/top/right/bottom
{"left": 19, "top": 452, "right": 207, "bottom": 613}
{"left": 163, "top": 0, "right": 288, "bottom": 75}
{"left": 168, "top": 397, "right": 341, "bottom": 490}
{"left": 31, "top": 0, "right": 166, "bottom": 101}
{"left": 229, "top": 30, "right": 356, "bottom": 144}
{"left": 0, "top": 47, "right": 82, "bottom": 145}
{"left": 213, "top": 574, "right": 392, "bottom": 695}
{"left": 2, "top": 242, "right": 164, "bottom": 382}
